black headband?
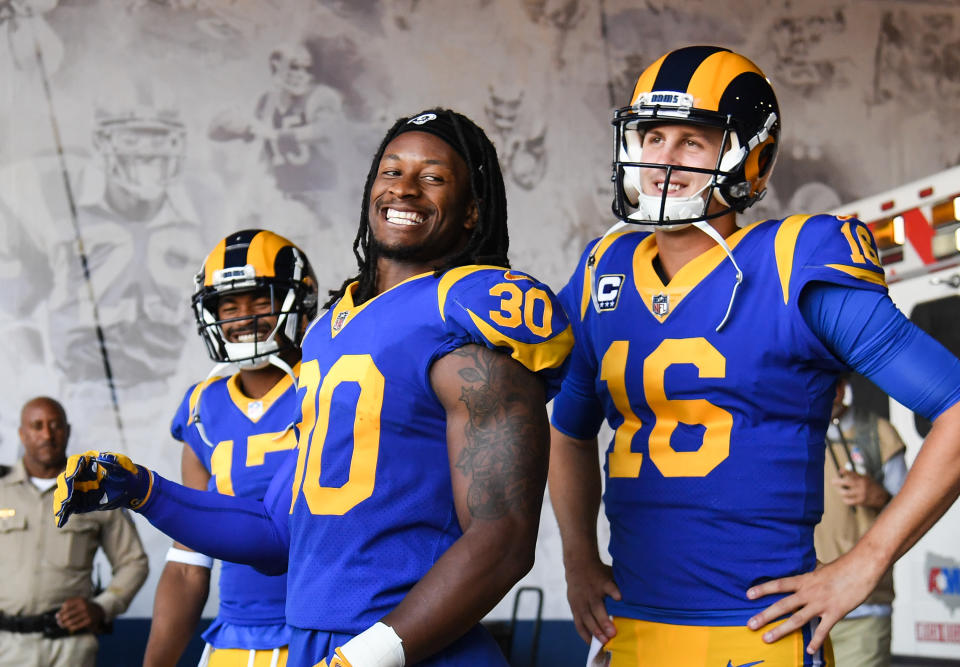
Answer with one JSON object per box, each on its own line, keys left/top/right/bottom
{"left": 388, "top": 109, "right": 482, "bottom": 168}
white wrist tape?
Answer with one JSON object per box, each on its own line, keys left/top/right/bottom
{"left": 339, "top": 621, "right": 405, "bottom": 667}
{"left": 165, "top": 546, "right": 214, "bottom": 569}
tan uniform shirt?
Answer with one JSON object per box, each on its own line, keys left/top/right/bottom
{"left": 0, "top": 458, "right": 149, "bottom": 620}
{"left": 814, "top": 414, "right": 906, "bottom": 607}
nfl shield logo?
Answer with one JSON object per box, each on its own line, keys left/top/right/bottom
{"left": 333, "top": 311, "right": 349, "bottom": 332}
{"left": 652, "top": 293, "right": 669, "bottom": 316}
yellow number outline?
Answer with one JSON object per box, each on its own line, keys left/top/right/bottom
{"left": 601, "top": 338, "right": 732, "bottom": 479}
{"left": 290, "top": 356, "right": 385, "bottom": 516}
{"left": 208, "top": 432, "right": 297, "bottom": 497}
{"left": 840, "top": 221, "right": 881, "bottom": 268}
{"left": 488, "top": 283, "right": 554, "bottom": 336}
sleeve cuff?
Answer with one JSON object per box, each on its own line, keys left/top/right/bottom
{"left": 92, "top": 589, "right": 126, "bottom": 621}
{"left": 551, "top": 391, "right": 605, "bottom": 440}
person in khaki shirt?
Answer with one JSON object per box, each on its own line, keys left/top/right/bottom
{"left": 0, "top": 396, "right": 148, "bottom": 667}
{"left": 815, "top": 377, "right": 908, "bottom": 667}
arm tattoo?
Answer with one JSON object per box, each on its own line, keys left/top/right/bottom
{"left": 451, "top": 346, "right": 547, "bottom": 520}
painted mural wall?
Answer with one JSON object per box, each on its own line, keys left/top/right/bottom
{"left": 1, "top": 0, "right": 958, "bottom": 656}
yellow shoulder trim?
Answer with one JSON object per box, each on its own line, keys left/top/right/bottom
{"left": 633, "top": 221, "right": 762, "bottom": 323}
{"left": 437, "top": 265, "right": 513, "bottom": 322}
{"left": 824, "top": 264, "right": 888, "bottom": 287}
{"left": 187, "top": 376, "right": 222, "bottom": 425}
{"left": 774, "top": 214, "right": 816, "bottom": 305}
{"left": 466, "top": 309, "right": 573, "bottom": 372}
{"left": 257, "top": 360, "right": 301, "bottom": 409}
{"left": 580, "top": 231, "right": 635, "bottom": 320}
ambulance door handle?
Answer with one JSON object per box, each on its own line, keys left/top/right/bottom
{"left": 930, "top": 274, "right": 960, "bottom": 289}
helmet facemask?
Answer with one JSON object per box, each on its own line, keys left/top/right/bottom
{"left": 614, "top": 109, "right": 747, "bottom": 229}
{"left": 602, "top": 46, "right": 780, "bottom": 332}
{"left": 270, "top": 44, "right": 314, "bottom": 97}
{"left": 192, "top": 251, "right": 316, "bottom": 370}
{"left": 95, "top": 119, "right": 186, "bottom": 201}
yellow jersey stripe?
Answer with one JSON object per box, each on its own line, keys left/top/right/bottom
{"left": 437, "top": 265, "right": 511, "bottom": 322}
{"left": 187, "top": 376, "right": 223, "bottom": 425}
{"left": 774, "top": 214, "right": 815, "bottom": 304}
{"left": 246, "top": 229, "right": 288, "bottom": 278}
{"left": 687, "top": 51, "right": 763, "bottom": 111}
{"left": 203, "top": 238, "right": 227, "bottom": 286}
{"left": 580, "top": 230, "right": 636, "bottom": 320}
{"left": 466, "top": 310, "right": 573, "bottom": 371}
{"left": 631, "top": 52, "right": 669, "bottom": 104}
{"left": 632, "top": 221, "right": 762, "bottom": 322}
{"left": 824, "top": 263, "right": 888, "bottom": 287}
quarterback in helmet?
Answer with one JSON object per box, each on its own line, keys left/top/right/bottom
{"left": 208, "top": 39, "right": 342, "bottom": 217}
{"left": 0, "top": 79, "right": 205, "bottom": 402}
{"left": 92, "top": 90, "right": 187, "bottom": 210}
{"left": 549, "top": 45, "right": 960, "bottom": 666}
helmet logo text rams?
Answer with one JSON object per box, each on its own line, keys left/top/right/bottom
{"left": 637, "top": 92, "right": 694, "bottom": 108}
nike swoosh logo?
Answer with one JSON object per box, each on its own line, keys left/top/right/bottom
{"left": 726, "top": 661, "right": 764, "bottom": 667}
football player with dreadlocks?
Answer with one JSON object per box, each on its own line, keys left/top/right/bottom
{"left": 548, "top": 45, "right": 960, "bottom": 666}
{"left": 55, "top": 108, "right": 573, "bottom": 667}
{"left": 144, "top": 230, "right": 317, "bottom": 667}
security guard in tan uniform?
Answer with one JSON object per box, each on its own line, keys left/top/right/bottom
{"left": 815, "top": 377, "right": 908, "bottom": 667}
{"left": 0, "top": 396, "right": 148, "bottom": 667}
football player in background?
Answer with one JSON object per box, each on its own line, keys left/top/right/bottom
{"left": 209, "top": 40, "right": 342, "bottom": 217}
{"left": 548, "top": 45, "right": 960, "bottom": 666}
{"left": 0, "top": 80, "right": 206, "bottom": 391}
{"left": 55, "top": 108, "right": 573, "bottom": 667}
{"left": 144, "top": 230, "right": 317, "bottom": 667}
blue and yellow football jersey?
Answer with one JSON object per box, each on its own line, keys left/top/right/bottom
{"left": 171, "top": 368, "right": 300, "bottom": 645}
{"left": 552, "top": 215, "right": 887, "bottom": 624}
{"left": 284, "top": 266, "right": 571, "bottom": 638}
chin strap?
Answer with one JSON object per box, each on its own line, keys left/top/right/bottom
{"left": 586, "top": 219, "right": 743, "bottom": 331}
{"left": 266, "top": 353, "right": 297, "bottom": 386}
{"left": 692, "top": 220, "right": 743, "bottom": 332}
{"left": 190, "top": 361, "right": 233, "bottom": 449}
{"left": 190, "top": 354, "right": 300, "bottom": 449}
{"left": 266, "top": 353, "right": 300, "bottom": 443}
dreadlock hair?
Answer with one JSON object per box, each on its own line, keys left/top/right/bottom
{"left": 325, "top": 107, "right": 509, "bottom": 308}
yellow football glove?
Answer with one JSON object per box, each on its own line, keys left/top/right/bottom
{"left": 54, "top": 450, "right": 153, "bottom": 528}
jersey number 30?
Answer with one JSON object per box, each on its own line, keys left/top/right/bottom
{"left": 603, "top": 337, "right": 732, "bottom": 478}
{"left": 290, "top": 356, "right": 384, "bottom": 515}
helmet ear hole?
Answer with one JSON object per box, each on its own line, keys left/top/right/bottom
{"left": 757, "top": 142, "right": 776, "bottom": 178}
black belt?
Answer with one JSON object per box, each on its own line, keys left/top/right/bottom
{"left": 0, "top": 610, "right": 73, "bottom": 638}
